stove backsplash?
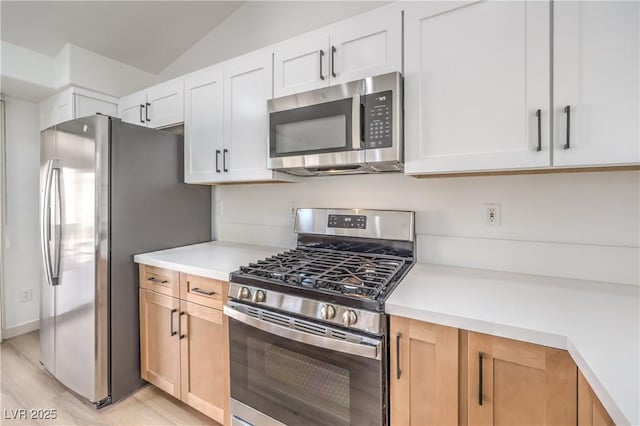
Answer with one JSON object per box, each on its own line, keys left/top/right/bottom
{"left": 214, "top": 171, "right": 639, "bottom": 287}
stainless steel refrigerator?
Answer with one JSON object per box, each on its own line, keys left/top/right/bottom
{"left": 39, "top": 115, "right": 211, "bottom": 407}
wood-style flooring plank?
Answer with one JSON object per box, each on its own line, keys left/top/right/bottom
{"left": 1, "top": 331, "right": 219, "bottom": 426}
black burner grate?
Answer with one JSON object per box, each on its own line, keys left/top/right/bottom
{"left": 238, "top": 248, "right": 406, "bottom": 300}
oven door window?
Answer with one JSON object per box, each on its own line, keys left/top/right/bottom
{"left": 270, "top": 98, "right": 354, "bottom": 157}
{"left": 230, "top": 318, "right": 383, "bottom": 426}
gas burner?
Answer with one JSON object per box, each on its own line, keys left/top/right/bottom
{"left": 235, "top": 247, "right": 408, "bottom": 302}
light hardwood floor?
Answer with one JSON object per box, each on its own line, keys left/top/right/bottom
{"left": 1, "top": 331, "right": 219, "bottom": 425}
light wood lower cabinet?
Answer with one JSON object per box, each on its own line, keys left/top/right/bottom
{"left": 462, "top": 331, "right": 577, "bottom": 425}
{"left": 389, "top": 315, "right": 614, "bottom": 426}
{"left": 139, "top": 265, "right": 229, "bottom": 425}
{"left": 180, "top": 300, "right": 229, "bottom": 423}
{"left": 578, "top": 370, "right": 615, "bottom": 426}
{"left": 390, "top": 316, "right": 459, "bottom": 426}
{"left": 140, "top": 289, "right": 181, "bottom": 398}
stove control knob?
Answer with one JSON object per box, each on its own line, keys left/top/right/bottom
{"left": 252, "top": 290, "right": 266, "bottom": 303}
{"left": 320, "top": 304, "right": 336, "bottom": 320}
{"left": 237, "top": 287, "right": 251, "bottom": 300}
{"left": 343, "top": 310, "right": 358, "bottom": 327}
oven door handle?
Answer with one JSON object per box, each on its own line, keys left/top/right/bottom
{"left": 223, "top": 305, "right": 381, "bottom": 360}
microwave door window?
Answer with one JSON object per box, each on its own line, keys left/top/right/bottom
{"left": 276, "top": 115, "right": 346, "bottom": 154}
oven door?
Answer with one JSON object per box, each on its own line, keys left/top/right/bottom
{"left": 268, "top": 94, "right": 364, "bottom": 172}
{"left": 224, "top": 303, "right": 386, "bottom": 426}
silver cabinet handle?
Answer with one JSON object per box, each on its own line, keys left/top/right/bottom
{"left": 223, "top": 304, "right": 381, "bottom": 360}
{"left": 191, "top": 287, "right": 215, "bottom": 296}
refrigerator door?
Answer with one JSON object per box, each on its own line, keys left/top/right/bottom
{"left": 39, "top": 128, "right": 57, "bottom": 373}
{"left": 52, "top": 116, "right": 110, "bottom": 404}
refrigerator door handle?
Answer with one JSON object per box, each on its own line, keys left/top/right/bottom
{"left": 40, "top": 159, "right": 54, "bottom": 286}
{"left": 50, "top": 160, "right": 62, "bottom": 285}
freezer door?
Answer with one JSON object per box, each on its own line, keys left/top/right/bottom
{"left": 52, "top": 116, "right": 110, "bottom": 404}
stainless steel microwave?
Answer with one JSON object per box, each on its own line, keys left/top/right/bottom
{"left": 268, "top": 72, "right": 403, "bottom": 176}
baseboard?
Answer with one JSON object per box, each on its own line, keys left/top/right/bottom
{"left": 3, "top": 319, "right": 39, "bottom": 340}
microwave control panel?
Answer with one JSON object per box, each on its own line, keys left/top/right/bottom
{"left": 328, "top": 214, "right": 367, "bottom": 229}
{"left": 363, "top": 90, "right": 393, "bottom": 149}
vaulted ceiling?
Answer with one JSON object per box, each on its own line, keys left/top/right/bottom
{"left": 0, "top": 1, "right": 244, "bottom": 74}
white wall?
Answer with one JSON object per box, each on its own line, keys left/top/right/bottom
{"left": 2, "top": 96, "right": 40, "bottom": 337}
{"left": 157, "top": 1, "right": 387, "bottom": 81}
{"left": 215, "top": 171, "right": 640, "bottom": 286}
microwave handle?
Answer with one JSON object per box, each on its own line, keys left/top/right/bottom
{"left": 352, "top": 93, "right": 362, "bottom": 150}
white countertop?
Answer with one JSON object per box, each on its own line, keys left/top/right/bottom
{"left": 386, "top": 263, "right": 639, "bottom": 426}
{"left": 133, "top": 241, "right": 284, "bottom": 281}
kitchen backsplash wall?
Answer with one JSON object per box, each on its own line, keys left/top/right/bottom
{"left": 215, "top": 171, "right": 640, "bottom": 286}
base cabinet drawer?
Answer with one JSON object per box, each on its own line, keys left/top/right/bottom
{"left": 140, "top": 264, "right": 179, "bottom": 297}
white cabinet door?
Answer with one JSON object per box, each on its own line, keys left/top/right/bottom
{"left": 273, "top": 34, "right": 330, "bottom": 98}
{"left": 223, "top": 51, "right": 275, "bottom": 182}
{"left": 553, "top": 1, "right": 639, "bottom": 167}
{"left": 118, "top": 92, "right": 147, "bottom": 126}
{"left": 146, "top": 78, "right": 184, "bottom": 129}
{"left": 184, "top": 66, "right": 225, "bottom": 184}
{"left": 74, "top": 94, "right": 117, "bottom": 119}
{"left": 329, "top": 9, "right": 402, "bottom": 85}
{"left": 404, "top": 1, "right": 551, "bottom": 174}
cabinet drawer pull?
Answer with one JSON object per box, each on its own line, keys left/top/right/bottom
{"left": 148, "top": 276, "right": 168, "bottom": 284}
{"left": 331, "top": 46, "right": 337, "bottom": 78}
{"left": 146, "top": 102, "right": 151, "bottom": 122}
{"left": 170, "top": 308, "right": 178, "bottom": 336}
{"left": 139, "top": 105, "right": 145, "bottom": 124}
{"left": 564, "top": 105, "right": 571, "bottom": 150}
{"left": 216, "top": 150, "right": 221, "bottom": 173}
{"left": 319, "top": 50, "right": 325, "bottom": 81}
{"left": 223, "top": 148, "right": 229, "bottom": 172}
{"left": 179, "top": 311, "right": 187, "bottom": 339}
{"left": 536, "top": 109, "right": 542, "bottom": 152}
{"left": 396, "top": 332, "right": 402, "bottom": 379}
{"left": 478, "top": 351, "right": 484, "bottom": 406}
{"left": 191, "top": 287, "right": 215, "bottom": 296}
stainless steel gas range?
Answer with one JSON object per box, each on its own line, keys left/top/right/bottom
{"left": 223, "top": 208, "right": 415, "bottom": 426}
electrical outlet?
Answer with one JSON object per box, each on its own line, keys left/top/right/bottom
{"left": 215, "top": 200, "right": 224, "bottom": 216}
{"left": 20, "top": 288, "right": 33, "bottom": 303}
{"left": 289, "top": 201, "right": 298, "bottom": 220}
{"left": 484, "top": 203, "right": 502, "bottom": 227}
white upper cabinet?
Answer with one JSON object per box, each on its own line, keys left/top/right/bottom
{"left": 273, "top": 34, "right": 330, "bottom": 98}
{"left": 223, "top": 51, "right": 282, "bottom": 182}
{"left": 183, "top": 50, "right": 296, "bottom": 184}
{"left": 404, "top": 1, "right": 551, "bottom": 175}
{"left": 40, "top": 87, "right": 118, "bottom": 131}
{"left": 329, "top": 10, "right": 402, "bottom": 85}
{"left": 146, "top": 79, "right": 184, "bottom": 129}
{"left": 273, "top": 5, "right": 402, "bottom": 98}
{"left": 553, "top": 1, "right": 639, "bottom": 167}
{"left": 184, "top": 66, "right": 224, "bottom": 184}
{"left": 118, "top": 91, "right": 147, "bottom": 126}
{"left": 118, "top": 78, "right": 184, "bottom": 129}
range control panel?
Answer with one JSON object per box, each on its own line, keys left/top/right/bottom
{"left": 328, "top": 214, "right": 367, "bottom": 229}
{"left": 363, "top": 90, "right": 393, "bottom": 149}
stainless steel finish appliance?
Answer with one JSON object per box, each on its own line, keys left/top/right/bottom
{"left": 225, "top": 208, "right": 415, "bottom": 426}
{"left": 39, "top": 115, "right": 211, "bottom": 407}
{"left": 268, "top": 72, "right": 403, "bottom": 176}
